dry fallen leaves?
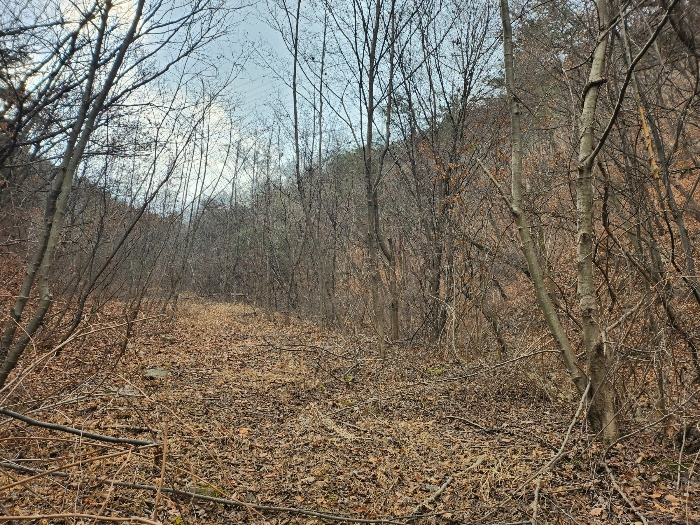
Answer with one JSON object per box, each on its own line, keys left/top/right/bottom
{"left": 1, "top": 301, "right": 699, "bottom": 524}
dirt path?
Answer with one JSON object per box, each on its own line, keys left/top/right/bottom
{"left": 1, "top": 301, "right": 697, "bottom": 524}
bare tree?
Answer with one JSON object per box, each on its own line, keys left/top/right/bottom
{"left": 0, "top": 0, "right": 231, "bottom": 389}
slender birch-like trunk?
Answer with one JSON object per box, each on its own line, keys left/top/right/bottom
{"left": 497, "top": 0, "right": 588, "bottom": 397}
{"left": 499, "top": 0, "right": 619, "bottom": 441}
{"left": 576, "top": 0, "right": 618, "bottom": 442}
{"left": 363, "top": 0, "right": 386, "bottom": 358}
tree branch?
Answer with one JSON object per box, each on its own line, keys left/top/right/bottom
{"left": 0, "top": 408, "right": 155, "bottom": 446}
{"left": 585, "top": 0, "right": 681, "bottom": 166}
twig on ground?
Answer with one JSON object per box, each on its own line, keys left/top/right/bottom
{"left": 338, "top": 420, "right": 365, "bottom": 432}
{"left": 0, "top": 408, "right": 155, "bottom": 446}
{"left": 115, "top": 375, "right": 233, "bottom": 481}
{"left": 443, "top": 415, "right": 491, "bottom": 432}
{"left": 486, "top": 522, "right": 533, "bottom": 525}
{"left": 467, "top": 455, "right": 485, "bottom": 471}
{"left": 0, "top": 315, "right": 162, "bottom": 400}
{"left": 148, "top": 485, "right": 408, "bottom": 524}
{"left": 684, "top": 444, "right": 700, "bottom": 494}
{"left": 327, "top": 349, "right": 561, "bottom": 417}
{"left": 0, "top": 446, "right": 155, "bottom": 491}
{"left": 540, "top": 495, "right": 583, "bottom": 524}
{"left": 0, "top": 514, "right": 159, "bottom": 524}
{"left": 677, "top": 423, "right": 686, "bottom": 490}
{"left": 0, "top": 461, "right": 67, "bottom": 475}
{"left": 0, "top": 463, "right": 63, "bottom": 513}
{"left": 596, "top": 393, "right": 700, "bottom": 524}
{"left": 421, "top": 349, "right": 562, "bottom": 385}
{"left": 409, "top": 475, "right": 453, "bottom": 517}
{"left": 151, "top": 424, "right": 167, "bottom": 521}
{"left": 511, "top": 383, "right": 590, "bottom": 493}
{"left": 603, "top": 459, "right": 647, "bottom": 525}
{"left": 532, "top": 478, "right": 540, "bottom": 525}
{"left": 94, "top": 449, "right": 134, "bottom": 525}
{"left": 0, "top": 501, "right": 16, "bottom": 525}
{"left": 98, "top": 425, "right": 159, "bottom": 434}
{"left": 261, "top": 337, "right": 348, "bottom": 359}
{"left": 471, "top": 383, "right": 591, "bottom": 524}
{"left": 0, "top": 462, "right": 408, "bottom": 525}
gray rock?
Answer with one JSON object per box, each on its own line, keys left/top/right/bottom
{"left": 143, "top": 367, "right": 170, "bottom": 379}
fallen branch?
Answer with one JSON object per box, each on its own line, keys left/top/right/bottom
{"left": 0, "top": 408, "right": 155, "bottom": 446}
{"left": 409, "top": 476, "right": 453, "bottom": 517}
{"left": 513, "top": 383, "right": 589, "bottom": 491}
{"left": 0, "top": 502, "right": 15, "bottom": 525}
{"left": 98, "top": 425, "right": 158, "bottom": 434}
{"left": 327, "top": 348, "right": 561, "bottom": 418}
{"left": 467, "top": 455, "right": 485, "bottom": 471}
{"left": 0, "top": 315, "right": 162, "bottom": 399}
{"left": 468, "top": 383, "right": 591, "bottom": 524}
{"left": 0, "top": 446, "right": 155, "bottom": 491}
{"left": 443, "top": 416, "right": 557, "bottom": 453}
{"left": 166, "top": 487, "right": 408, "bottom": 524}
{"left": 0, "top": 514, "right": 158, "bottom": 524}
{"left": 1, "top": 461, "right": 49, "bottom": 474}
{"left": 603, "top": 459, "right": 648, "bottom": 525}
{"left": 532, "top": 478, "right": 540, "bottom": 525}
{"left": 422, "top": 349, "right": 562, "bottom": 386}
{"left": 443, "top": 415, "right": 491, "bottom": 432}
{"left": 151, "top": 425, "right": 167, "bottom": 521}
{"left": 94, "top": 449, "right": 135, "bottom": 525}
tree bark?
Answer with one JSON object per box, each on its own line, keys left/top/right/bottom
{"left": 575, "top": 0, "right": 618, "bottom": 442}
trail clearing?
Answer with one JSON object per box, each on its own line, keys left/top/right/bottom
{"left": 1, "top": 302, "right": 698, "bottom": 524}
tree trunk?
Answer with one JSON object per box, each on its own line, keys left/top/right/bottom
{"left": 497, "top": 0, "right": 588, "bottom": 396}
{"left": 575, "top": 0, "right": 618, "bottom": 442}
{"left": 388, "top": 238, "right": 399, "bottom": 341}
{"left": 496, "top": 0, "right": 623, "bottom": 440}
{"left": 362, "top": 0, "right": 393, "bottom": 359}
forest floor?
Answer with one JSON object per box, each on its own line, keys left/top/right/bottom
{"left": 1, "top": 301, "right": 699, "bottom": 524}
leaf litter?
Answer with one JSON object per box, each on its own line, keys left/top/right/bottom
{"left": 1, "top": 300, "right": 699, "bottom": 524}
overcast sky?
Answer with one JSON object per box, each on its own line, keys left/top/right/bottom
{"left": 227, "top": 3, "right": 292, "bottom": 119}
